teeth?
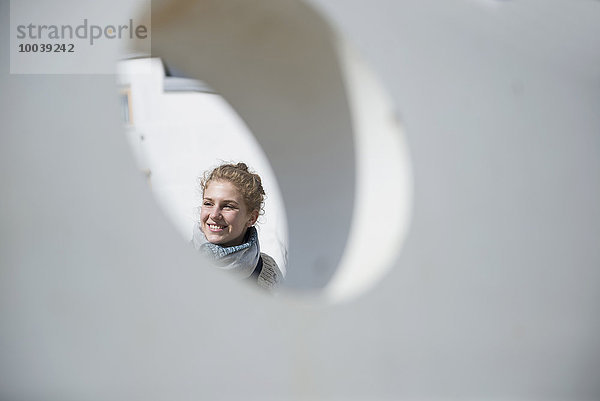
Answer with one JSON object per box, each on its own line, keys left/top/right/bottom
{"left": 209, "top": 224, "right": 225, "bottom": 229}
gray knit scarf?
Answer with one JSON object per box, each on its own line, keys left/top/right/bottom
{"left": 191, "top": 224, "right": 260, "bottom": 279}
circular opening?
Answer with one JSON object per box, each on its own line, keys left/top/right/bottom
{"left": 123, "top": 0, "right": 412, "bottom": 302}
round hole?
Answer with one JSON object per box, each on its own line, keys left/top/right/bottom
{"left": 123, "top": 0, "right": 412, "bottom": 302}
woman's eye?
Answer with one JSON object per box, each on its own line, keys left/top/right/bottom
{"left": 203, "top": 202, "right": 212, "bottom": 207}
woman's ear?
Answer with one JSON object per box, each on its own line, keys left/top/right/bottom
{"left": 248, "top": 210, "right": 259, "bottom": 226}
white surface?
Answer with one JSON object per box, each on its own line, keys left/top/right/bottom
{"left": 2, "top": 0, "right": 600, "bottom": 400}
{"left": 324, "top": 39, "right": 412, "bottom": 302}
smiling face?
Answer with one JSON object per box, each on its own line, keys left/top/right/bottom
{"left": 200, "top": 180, "right": 259, "bottom": 247}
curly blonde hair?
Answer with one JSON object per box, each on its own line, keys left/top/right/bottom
{"left": 200, "top": 162, "right": 266, "bottom": 216}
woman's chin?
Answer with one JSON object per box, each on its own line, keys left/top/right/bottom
{"left": 201, "top": 229, "right": 224, "bottom": 243}
{"left": 206, "top": 233, "right": 224, "bottom": 243}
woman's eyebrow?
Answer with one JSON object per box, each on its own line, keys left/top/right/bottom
{"left": 204, "top": 197, "right": 238, "bottom": 205}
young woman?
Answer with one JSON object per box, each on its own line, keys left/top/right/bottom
{"left": 191, "top": 162, "right": 282, "bottom": 291}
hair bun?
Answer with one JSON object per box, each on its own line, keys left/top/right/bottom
{"left": 235, "top": 162, "right": 248, "bottom": 171}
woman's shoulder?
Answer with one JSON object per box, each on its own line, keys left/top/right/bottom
{"left": 258, "top": 253, "right": 283, "bottom": 290}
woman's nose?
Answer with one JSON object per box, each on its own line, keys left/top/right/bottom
{"left": 209, "top": 208, "right": 222, "bottom": 220}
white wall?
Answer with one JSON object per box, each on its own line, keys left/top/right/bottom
{"left": 1, "top": 0, "right": 600, "bottom": 400}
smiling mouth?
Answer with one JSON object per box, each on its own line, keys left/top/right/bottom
{"left": 207, "top": 223, "right": 227, "bottom": 231}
